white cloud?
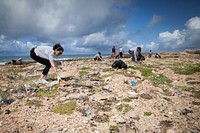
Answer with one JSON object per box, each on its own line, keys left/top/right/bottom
{"left": 185, "top": 16, "right": 200, "bottom": 30}
{"left": 159, "top": 16, "right": 200, "bottom": 50}
{"left": 0, "top": 0, "right": 134, "bottom": 55}
{"left": 145, "top": 42, "right": 159, "bottom": 50}
{"left": 83, "top": 31, "right": 107, "bottom": 45}
{"left": 0, "top": 35, "right": 36, "bottom": 55}
{"left": 0, "top": 35, "right": 6, "bottom": 42}
{"left": 147, "top": 15, "right": 163, "bottom": 28}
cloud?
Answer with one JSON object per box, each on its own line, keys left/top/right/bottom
{"left": 0, "top": 35, "right": 35, "bottom": 55}
{"left": 145, "top": 42, "right": 159, "bottom": 51}
{"left": 0, "top": 0, "right": 134, "bottom": 55}
{"left": 147, "top": 15, "right": 163, "bottom": 28}
{"left": 159, "top": 16, "right": 200, "bottom": 50}
{"left": 0, "top": 0, "right": 130, "bottom": 38}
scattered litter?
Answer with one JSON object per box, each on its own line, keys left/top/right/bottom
{"left": 70, "top": 87, "right": 74, "bottom": 93}
{"left": 128, "top": 91, "right": 139, "bottom": 99}
{"left": 35, "top": 78, "right": 49, "bottom": 84}
{"left": 94, "top": 81, "right": 100, "bottom": 85}
{"left": 180, "top": 109, "right": 193, "bottom": 115}
{"left": 49, "top": 81, "right": 59, "bottom": 86}
{"left": 131, "top": 80, "right": 136, "bottom": 86}
{"left": 86, "top": 109, "right": 95, "bottom": 115}
{"left": 1, "top": 99, "right": 15, "bottom": 104}
{"left": 102, "top": 88, "right": 112, "bottom": 92}
{"left": 174, "top": 90, "right": 182, "bottom": 95}
{"left": 105, "top": 77, "right": 112, "bottom": 82}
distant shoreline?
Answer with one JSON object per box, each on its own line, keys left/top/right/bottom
{"left": 0, "top": 49, "right": 199, "bottom": 65}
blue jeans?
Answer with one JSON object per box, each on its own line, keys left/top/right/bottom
{"left": 129, "top": 50, "right": 136, "bottom": 62}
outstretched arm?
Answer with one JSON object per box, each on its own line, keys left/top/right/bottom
{"left": 50, "top": 60, "right": 60, "bottom": 81}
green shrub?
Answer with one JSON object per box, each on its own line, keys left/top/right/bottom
{"left": 109, "top": 125, "right": 119, "bottom": 132}
{"left": 144, "top": 112, "right": 153, "bottom": 116}
{"left": 52, "top": 101, "right": 76, "bottom": 115}
{"left": 172, "top": 64, "right": 200, "bottom": 75}
{"left": 116, "top": 103, "right": 132, "bottom": 113}
{"left": 36, "top": 89, "right": 56, "bottom": 97}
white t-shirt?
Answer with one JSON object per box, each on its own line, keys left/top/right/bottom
{"left": 119, "top": 47, "right": 123, "bottom": 52}
{"left": 34, "top": 46, "right": 54, "bottom": 61}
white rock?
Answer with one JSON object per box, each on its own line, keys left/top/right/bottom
{"left": 168, "top": 112, "right": 173, "bottom": 115}
{"left": 167, "top": 129, "right": 175, "bottom": 133}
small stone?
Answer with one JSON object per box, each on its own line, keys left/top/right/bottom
{"left": 168, "top": 112, "right": 173, "bottom": 115}
{"left": 116, "top": 116, "right": 125, "bottom": 123}
{"left": 63, "top": 128, "right": 68, "bottom": 132}
{"left": 0, "top": 121, "right": 2, "bottom": 127}
{"left": 167, "top": 129, "right": 175, "bottom": 133}
{"left": 60, "top": 97, "right": 67, "bottom": 102}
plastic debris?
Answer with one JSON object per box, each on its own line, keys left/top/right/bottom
{"left": 94, "top": 81, "right": 100, "bottom": 85}
{"left": 128, "top": 91, "right": 139, "bottom": 99}
{"left": 105, "top": 77, "right": 112, "bottom": 82}
{"left": 1, "top": 99, "right": 15, "bottom": 104}
{"left": 174, "top": 90, "right": 182, "bottom": 95}
{"left": 131, "top": 80, "right": 136, "bottom": 86}
{"left": 180, "top": 109, "right": 193, "bottom": 115}
{"left": 102, "top": 88, "right": 112, "bottom": 92}
{"left": 86, "top": 109, "right": 95, "bottom": 115}
{"left": 35, "top": 78, "right": 49, "bottom": 84}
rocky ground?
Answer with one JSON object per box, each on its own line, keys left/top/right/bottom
{"left": 0, "top": 51, "right": 200, "bottom": 133}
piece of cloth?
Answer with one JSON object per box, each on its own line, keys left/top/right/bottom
{"left": 34, "top": 46, "right": 54, "bottom": 61}
{"left": 30, "top": 48, "right": 51, "bottom": 75}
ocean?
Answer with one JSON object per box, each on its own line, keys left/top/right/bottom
{"left": 0, "top": 54, "right": 110, "bottom": 64}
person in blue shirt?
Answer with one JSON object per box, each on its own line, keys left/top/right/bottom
{"left": 149, "top": 50, "right": 152, "bottom": 58}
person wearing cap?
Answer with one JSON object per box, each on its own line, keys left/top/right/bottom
{"left": 30, "top": 43, "right": 64, "bottom": 84}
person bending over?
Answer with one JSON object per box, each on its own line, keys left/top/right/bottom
{"left": 94, "top": 52, "right": 103, "bottom": 61}
{"left": 128, "top": 47, "right": 141, "bottom": 62}
{"left": 30, "top": 43, "right": 64, "bottom": 83}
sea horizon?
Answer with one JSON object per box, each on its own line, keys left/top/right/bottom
{"left": 0, "top": 54, "right": 110, "bottom": 63}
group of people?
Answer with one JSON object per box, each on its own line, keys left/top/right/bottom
{"left": 111, "top": 46, "right": 124, "bottom": 59}
{"left": 149, "top": 50, "right": 161, "bottom": 58}
{"left": 30, "top": 43, "right": 161, "bottom": 83}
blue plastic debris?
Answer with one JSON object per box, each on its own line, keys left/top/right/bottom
{"left": 102, "top": 88, "right": 112, "bottom": 92}
{"left": 131, "top": 80, "right": 136, "bottom": 86}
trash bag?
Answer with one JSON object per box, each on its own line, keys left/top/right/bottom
{"left": 112, "top": 60, "right": 127, "bottom": 69}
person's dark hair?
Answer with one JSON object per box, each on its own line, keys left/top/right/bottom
{"left": 53, "top": 43, "right": 64, "bottom": 51}
{"left": 137, "top": 47, "right": 141, "bottom": 52}
{"left": 98, "top": 52, "right": 101, "bottom": 55}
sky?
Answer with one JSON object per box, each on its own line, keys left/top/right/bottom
{"left": 0, "top": 0, "right": 200, "bottom": 56}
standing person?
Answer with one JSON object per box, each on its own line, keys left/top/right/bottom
{"left": 111, "top": 46, "right": 116, "bottom": 58}
{"left": 148, "top": 50, "right": 152, "bottom": 58}
{"left": 128, "top": 47, "right": 141, "bottom": 62}
{"left": 119, "top": 46, "right": 124, "bottom": 58}
{"left": 30, "top": 43, "right": 64, "bottom": 84}
{"left": 94, "top": 52, "right": 103, "bottom": 61}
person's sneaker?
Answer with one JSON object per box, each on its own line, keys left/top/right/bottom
{"left": 35, "top": 78, "right": 49, "bottom": 84}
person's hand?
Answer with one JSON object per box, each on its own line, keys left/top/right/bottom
{"left": 57, "top": 76, "right": 61, "bottom": 82}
